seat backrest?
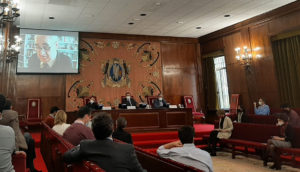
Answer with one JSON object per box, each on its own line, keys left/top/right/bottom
{"left": 229, "top": 94, "right": 239, "bottom": 115}
{"left": 27, "top": 98, "right": 41, "bottom": 120}
{"left": 183, "top": 96, "right": 196, "bottom": 112}
{"left": 231, "top": 123, "right": 280, "bottom": 143}
{"left": 12, "top": 153, "right": 26, "bottom": 172}
{"left": 83, "top": 96, "right": 97, "bottom": 105}
{"left": 41, "top": 122, "right": 105, "bottom": 172}
{"left": 246, "top": 115, "right": 277, "bottom": 125}
{"left": 146, "top": 96, "right": 158, "bottom": 107}
{"left": 133, "top": 146, "right": 203, "bottom": 172}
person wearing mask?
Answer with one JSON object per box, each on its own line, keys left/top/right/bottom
{"left": 52, "top": 110, "right": 71, "bottom": 135}
{"left": 254, "top": 98, "right": 270, "bottom": 115}
{"left": 86, "top": 96, "right": 101, "bottom": 110}
{"left": 281, "top": 104, "right": 300, "bottom": 127}
{"left": 63, "top": 106, "right": 95, "bottom": 146}
{"left": 237, "top": 105, "right": 247, "bottom": 123}
{"left": 121, "top": 92, "right": 138, "bottom": 107}
{"left": 157, "top": 125, "right": 213, "bottom": 172}
{"left": 112, "top": 117, "right": 133, "bottom": 144}
{"left": 208, "top": 110, "right": 233, "bottom": 156}
{"left": 153, "top": 95, "right": 168, "bottom": 108}
{"left": 63, "top": 113, "right": 145, "bottom": 172}
{"left": 263, "top": 113, "right": 293, "bottom": 170}
{"left": 44, "top": 106, "right": 59, "bottom": 127}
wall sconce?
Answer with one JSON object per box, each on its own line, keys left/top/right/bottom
{"left": 235, "top": 46, "right": 262, "bottom": 66}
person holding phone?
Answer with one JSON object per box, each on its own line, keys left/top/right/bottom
{"left": 263, "top": 113, "right": 293, "bottom": 170}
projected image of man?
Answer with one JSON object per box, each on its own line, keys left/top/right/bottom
{"left": 28, "top": 35, "right": 74, "bottom": 72}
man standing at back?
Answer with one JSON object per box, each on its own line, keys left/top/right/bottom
{"left": 157, "top": 125, "right": 213, "bottom": 172}
{"left": 281, "top": 104, "right": 300, "bottom": 127}
{"left": 63, "top": 112, "right": 145, "bottom": 172}
{"left": 63, "top": 106, "right": 95, "bottom": 146}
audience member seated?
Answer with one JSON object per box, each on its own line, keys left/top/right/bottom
{"left": 63, "top": 112, "right": 145, "bottom": 172}
{"left": 121, "top": 92, "right": 138, "bottom": 107}
{"left": 86, "top": 96, "right": 102, "bottom": 110}
{"left": 153, "top": 94, "right": 168, "bottom": 109}
{"left": 52, "top": 110, "right": 70, "bottom": 136}
{"left": 208, "top": 110, "right": 233, "bottom": 156}
{"left": 263, "top": 113, "right": 293, "bottom": 170}
{"left": 0, "top": 99, "right": 41, "bottom": 172}
{"left": 281, "top": 104, "right": 300, "bottom": 127}
{"left": 0, "top": 100, "right": 28, "bottom": 151}
{"left": 237, "top": 105, "right": 247, "bottom": 123}
{"left": 63, "top": 106, "right": 95, "bottom": 146}
{"left": 254, "top": 98, "right": 270, "bottom": 115}
{"left": 112, "top": 117, "right": 133, "bottom": 144}
{"left": 44, "top": 106, "right": 59, "bottom": 128}
{"left": 157, "top": 125, "right": 213, "bottom": 172}
{"left": 0, "top": 94, "right": 15, "bottom": 172}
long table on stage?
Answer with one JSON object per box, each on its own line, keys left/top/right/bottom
{"left": 67, "top": 108, "right": 193, "bottom": 132}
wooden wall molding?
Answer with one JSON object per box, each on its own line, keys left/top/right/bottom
{"left": 199, "top": 1, "right": 300, "bottom": 43}
{"left": 80, "top": 32, "right": 198, "bottom": 43}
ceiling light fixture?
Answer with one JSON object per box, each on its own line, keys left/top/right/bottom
{"left": 140, "top": 13, "right": 147, "bottom": 16}
{"left": 49, "top": 16, "right": 55, "bottom": 19}
{"left": 0, "top": 0, "right": 20, "bottom": 23}
{"left": 128, "top": 22, "right": 134, "bottom": 25}
{"left": 224, "top": 14, "right": 231, "bottom": 17}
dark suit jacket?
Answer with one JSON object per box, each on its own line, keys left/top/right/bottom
{"left": 0, "top": 110, "right": 28, "bottom": 150}
{"left": 86, "top": 102, "right": 99, "bottom": 110}
{"left": 153, "top": 99, "right": 168, "bottom": 109}
{"left": 113, "top": 128, "right": 133, "bottom": 144}
{"left": 121, "top": 98, "right": 137, "bottom": 107}
{"left": 28, "top": 53, "right": 75, "bottom": 73}
{"left": 63, "top": 139, "right": 145, "bottom": 172}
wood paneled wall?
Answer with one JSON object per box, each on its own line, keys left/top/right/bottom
{"left": 0, "top": 32, "right": 201, "bottom": 119}
{"left": 199, "top": 1, "right": 300, "bottom": 111}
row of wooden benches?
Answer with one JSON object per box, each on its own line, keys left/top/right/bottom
{"left": 40, "top": 121, "right": 203, "bottom": 172}
{"left": 204, "top": 122, "right": 300, "bottom": 168}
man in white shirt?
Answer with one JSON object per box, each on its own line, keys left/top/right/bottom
{"left": 157, "top": 126, "right": 213, "bottom": 172}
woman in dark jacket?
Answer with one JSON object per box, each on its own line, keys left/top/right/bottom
{"left": 263, "top": 113, "right": 294, "bottom": 170}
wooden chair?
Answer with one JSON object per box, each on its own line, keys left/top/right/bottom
{"left": 12, "top": 153, "right": 29, "bottom": 172}
{"left": 146, "top": 96, "right": 158, "bottom": 108}
{"left": 25, "top": 98, "right": 41, "bottom": 126}
{"left": 183, "top": 96, "right": 205, "bottom": 123}
{"left": 83, "top": 96, "right": 97, "bottom": 105}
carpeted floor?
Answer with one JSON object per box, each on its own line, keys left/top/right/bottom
{"left": 213, "top": 152, "right": 300, "bottom": 172}
{"left": 31, "top": 132, "right": 48, "bottom": 172}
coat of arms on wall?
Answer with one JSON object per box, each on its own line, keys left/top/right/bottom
{"left": 101, "top": 58, "right": 131, "bottom": 88}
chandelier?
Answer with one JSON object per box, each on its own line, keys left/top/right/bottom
{"left": 0, "top": 35, "right": 21, "bottom": 62}
{"left": 235, "top": 46, "right": 262, "bottom": 66}
{"left": 0, "top": 0, "right": 20, "bottom": 23}
{"left": 0, "top": 0, "right": 20, "bottom": 63}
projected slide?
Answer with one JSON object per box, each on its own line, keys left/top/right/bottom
{"left": 17, "top": 29, "right": 79, "bottom": 74}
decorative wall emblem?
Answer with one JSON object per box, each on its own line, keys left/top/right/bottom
{"left": 102, "top": 58, "right": 131, "bottom": 88}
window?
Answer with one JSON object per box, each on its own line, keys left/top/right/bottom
{"left": 214, "top": 56, "right": 230, "bottom": 109}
